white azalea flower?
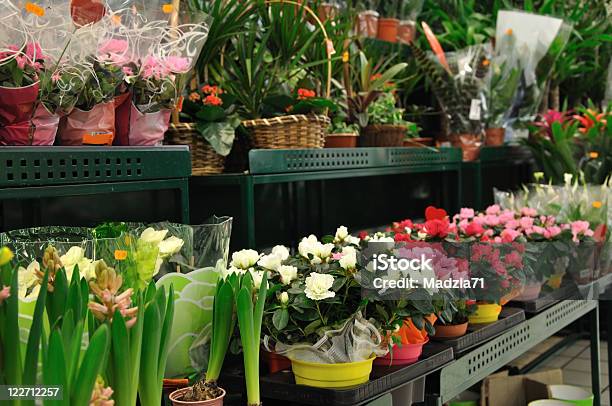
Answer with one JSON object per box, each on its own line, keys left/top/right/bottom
{"left": 222, "top": 266, "right": 246, "bottom": 279}
{"left": 271, "top": 245, "right": 290, "bottom": 261}
{"left": 316, "top": 243, "right": 334, "bottom": 260}
{"left": 334, "top": 226, "right": 349, "bottom": 243}
{"left": 158, "top": 236, "right": 184, "bottom": 259}
{"left": 230, "top": 249, "right": 260, "bottom": 270}
{"left": 346, "top": 235, "right": 361, "bottom": 246}
{"left": 279, "top": 291, "right": 289, "bottom": 305}
{"left": 298, "top": 235, "right": 319, "bottom": 259}
{"left": 250, "top": 270, "right": 268, "bottom": 291}
{"left": 304, "top": 272, "right": 335, "bottom": 301}
{"left": 139, "top": 228, "right": 169, "bottom": 245}
{"left": 339, "top": 246, "right": 357, "bottom": 270}
{"left": 277, "top": 265, "right": 298, "bottom": 285}
{"left": 18, "top": 260, "right": 40, "bottom": 299}
{"left": 258, "top": 254, "right": 282, "bottom": 271}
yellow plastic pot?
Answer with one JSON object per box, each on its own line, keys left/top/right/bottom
{"left": 290, "top": 357, "right": 375, "bottom": 388}
{"left": 468, "top": 304, "right": 502, "bottom": 324}
{"left": 547, "top": 273, "right": 565, "bottom": 290}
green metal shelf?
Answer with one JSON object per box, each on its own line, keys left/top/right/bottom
{"left": 192, "top": 147, "right": 463, "bottom": 248}
{"left": 0, "top": 146, "right": 192, "bottom": 225}
{"left": 427, "top": 300, "right": 602, "bottom": 405}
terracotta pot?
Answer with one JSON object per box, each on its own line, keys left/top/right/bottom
{"left": 403, "top": 137, "right": 434, "bottom": 147}
{"left": 262, "top": 350, "right": 292, "bottom": 373}
{"left": 356, "top": 10, "right": 379, "bottom": 38}
{"left": 449, "top": 133, "right": 482, "bottom": 161}
{"left": 513, "top": 280, "right": 543, "bottom": 302}
{"left": 59, "top": 101, "right": 115, "bottom": 145}
{"left": 377, "top": 18, "right": 400, "bottom": 43}
{"left": 397, "top": 20, "right": 416, "bottom": 44}
{"left": 128, "top": 103, "right": 171, "bottom": 146}
{"left": 317, "top": 3, "right": 339, "bottom": 23}
{"left": 485, "top": 128, "right": 505, "bottom": 146}
{"left": 374, "top": 338, "right": 428, "bottom": 366}
{"left": 169, "top": 387, "right": 226, "bottom": 406}
{"left": 433, "top": 322, "right": 469, "bottom": 339}
{"left": 325, "top": 133, "right": 358, "bottom": 148}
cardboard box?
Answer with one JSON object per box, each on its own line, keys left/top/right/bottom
{"left": 480, "top": 369, "right": 563, "bottom": 406}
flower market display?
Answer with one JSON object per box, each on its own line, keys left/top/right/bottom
{"left": 1, "top": 0, "right": 611, "bottom": 405}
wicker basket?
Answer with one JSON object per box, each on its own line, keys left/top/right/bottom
{"left": 242, "top": 114, "right": 330, "bottom": 149}
{"left": 165, "top": 123, "right": 225, "bottom": 175}
{"left": 360, "top": 125, "right": 406, "bottom": 147}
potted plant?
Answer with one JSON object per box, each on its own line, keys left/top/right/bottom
{"left": 402, "top": 121, "right": 434, "bottom": 147}
{"left": 326, "top": 113, "right": 359, "bottom": 148}
{"left": 361, "top": 92, "right": 410, "bottom": 147}
{"left": 169, "top": 275, "right": 236, "bottom": 405}
{"left": 377, "top": 0, "right": 400, "bottom": 43}
{"left": 355, "top": 0, "right": 380, "bottom": 38}
{"left": 397, "top": 0, "right": 423, "bottom": 45}
{"left": 433, "top": 300, "right": 473, "bottom": 339}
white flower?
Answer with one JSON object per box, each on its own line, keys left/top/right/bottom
{"left": 277, "top": 265, "right": 298, "bottom": 285}
{"left": 18, "top": 260, "right": 40, "bottom": 299}
{"left": 152, "top": 257, "right": 164, "bottom": 277}
{"left": 304, "top": 272, "right": 335, "bottom": 301}
{"left": 139, "top": 228, "right": 168, "bottom": 245}
{"left": 316, "top": 243, "right": 334, "bottom": 261}
{"left": 334, "top": 226, "right": 349, "bottom": 242}
{"left": 258, "top": 254, "right": 282, "bottom": 271}
{"left": 222, "top": 266, "right": 246, "bottom": 279}
{"left": 271, "top": 245, "right": 290, "bottom": 261}
{"left": 346, "top": 235, "right": 361, "bottom": 246}
{"left": 250, "top": 270, "right": 268, "bottom": 291}
{"left": 339, "top": 246, "right": 357, "bottom": 270}
{"left": 158, "top": 236, "right": 184, "bottom": 259}
{"left": 564, "top": 173, "right": 573, "bottom": 186}
{"left": 78, "top": 259, "right": 97, "bottom": 280}
{"left": 298, "top": 235, "right": 319, "bottom": 258}
{"left": 279, "top": 291, "right": 289, "bottom": 305}
{"left": 230, "top": 249, "right": 260, "bottom": 270}
{"left": 60, "top": 246, "right": 94, "bottom": 281}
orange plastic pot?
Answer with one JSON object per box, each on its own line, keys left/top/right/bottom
{"left": 433, "top": 322, "right": 469, "bottom": 339}
{"left": 377, "top": 18, "right": 399, "bottom": 43}
{"left": 485, "top": 128, "right": 505, "bottom": 146}
{"left": 325, "top": 133, "right": 358, "bottom": 148}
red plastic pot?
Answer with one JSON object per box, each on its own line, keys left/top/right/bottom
{"left": 374, "top": 338, "right": 428, "bottom": 366}
{"left": 325, "top": 133, "right": 358, "bottom": 148}
{"left": 262, "top": 350, "right": 292, "bottom": 373}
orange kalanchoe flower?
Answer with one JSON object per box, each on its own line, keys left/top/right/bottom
{"left": 188, "top": 92, "right": 200, "bottom": 102}
{"left": 204, "top": 94, "right": 223, "bottom": 106}
{"left": 297, "top": 88, "right": 316, "bottom": 100}
{"left": 201, "top": 85, "right": 223, "bottom": 95}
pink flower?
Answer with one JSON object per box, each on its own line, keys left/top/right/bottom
{"left": 122, "top": 66, "right": 133, "bottom": 76}
{"left": 501, "top": 228, "right": 521, "bottom": 243}
{"left": 460, "top": 208, "right": 475, "bottom": 219}
{"left": 51, "top": 72, "right": 61, "bottom": 82}
{"left": 0, "top": 285, "right": 10, "bottom": 304}
{"left": 498, "top": 210, "right": 515, "bottom": 225}
{"left": 483, "top": 214, "right": 501, "bottom": 227}
{"left": 465, "top": 221, "right": 485, "bottom": 236}
{"left": 15, "top": 55, "right": 26, "bottom": 69}
{"left": 521, "top": 207, "right": 537, "bottom": 217}
{"left": 544, "top": 226, "right": 561, "bottom": 239}
{"left": 98, "top": 39, "right": 130, "bottom": 65}
{"left": 505, "top": 219, "right": 520, "bottom": 230}
{"left": 519, "top": 217, "right": 534, "bottom": 230}
{"left": 141, "top": 56, "right": 168, "bottom": 80}
{"left": 25, "top": 42, "right": 45, "bottom": 61}
{"left": 486, "top": 205, "right": 501, "bottom": 215}
{"left": 505, "top": 251, "right": 523, "bottom": 269}
{"left": 570, "top": 221, "right": 594, "bottom": 241}
{"left": 164, "top": 56, "right": 191, "bottom": 73}
{"left": 501, "top": 279, "right": 510, "bottom": 288}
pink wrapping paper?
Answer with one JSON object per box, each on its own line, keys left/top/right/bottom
{"left": 0, "top": 82, "right": 40, "bottom": 126}
{"left": 0, "top": 105, "right": 59, "bottom": 146}
{"left": 59, "top": 101, "right": 115, "bottom": 145}
{"left": 127, "top": 103, "right": 171, "bottom": 146}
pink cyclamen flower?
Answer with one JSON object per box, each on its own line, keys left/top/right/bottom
{"left": 0, "top": 285, "right": 10, "bottom": 304}
{"left": 519, "top": 217, "right": 534, "bottom": 230}
{"left": 521, "top": 207, "right": 537, "bottom": 217}
{"left": 498, "top": 210, "right": 515, "bottom": 225}
{"left": 98, "top": 39, "right": 130, "bottom": 65}
{"left": 460, "top": 208, "right": 475, "bottom": 219}
{"left": 570, "top": 221, "right": 594, "bottom": 241}
{"left": 486, "top": 205, "right": 501, "bottom": 215}
{"left": 483, "top": 214, "right": 501, "bottom": 227}
{"left": 122, "top": 66, "right": 133, "bottom": 76}
{"left": 505, "top": 219, "right": 520, "bottom": 230}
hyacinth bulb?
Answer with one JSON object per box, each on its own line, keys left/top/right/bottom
{"left": 88, "top": 260, "right": 138, "bottom": 328}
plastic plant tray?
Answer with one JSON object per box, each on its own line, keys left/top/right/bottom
{"left": 510, "top": 283, "right": 580, "bottom": 314}
{"left": 432, "top": 307, "right": 525, "bottom": 356}
{"left": 220, "top": 343, "right": 453, "bottom": 406}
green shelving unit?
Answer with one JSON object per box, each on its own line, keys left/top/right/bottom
{"left": 191, "top": 147, "right": 463, "bottom": 248}
{"left": 0, "top": 146, "right": 192, "bottom": 228}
